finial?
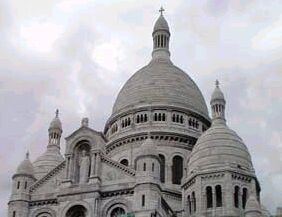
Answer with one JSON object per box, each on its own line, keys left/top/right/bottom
{"left": 159, "top": 6, "right": 165, "bottom": 16}
{"left": 55, "top": 109, "right": 59, "bottom": 118}
{"left": 26, "top": 151, "right": 29, "bottom": 159}
{"left": 81, "top": 117, "right": 89, "bottom": 127}
{"left": 215, "top": 80, "right": 219, "bottom": 88}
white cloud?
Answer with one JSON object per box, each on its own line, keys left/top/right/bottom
{"left": 252, "top": 15, "right": 282, "bottom": 51}
{"left": 18, "top": 20, "right": 64, "bottom": 54}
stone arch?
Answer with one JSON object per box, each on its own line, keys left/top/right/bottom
{"left": 31, "top": 208, "right": 56, "bottom": 217}
{"left": 61, "top": 200, "right": 92, "bottom": 217}
{"left": 172, "top": 155, "right": 184, "bottom": 184}
{"left": 67, "top": 135, "right": 97, "bottom": 154}
{"left": 72, "top": 140, "right": 91, "bottom": 183}
{"left": 102, "top": 197, "right": 133, "bottom": 217}
{"left": 120, "top": 158, "right": 129, "bottom": 166}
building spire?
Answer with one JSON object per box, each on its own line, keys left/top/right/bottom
{"left": 152, "top": 7, "right": 170, "bottom": 60}
{"left": 210, "top": 80, "right": 226, "bottom": 124}
{"left": 55, "top": 109, "right": 59, "bottom": 118}
{"left": 26, "top": 151, "right": 29, "bottom": 159}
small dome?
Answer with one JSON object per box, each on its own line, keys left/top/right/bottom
{"left": 16, "top": 152, "right": 34, "bottom": 176}
{"left": 153, "top": 14, "right": 170, "bottom": 33}
{"left": 211, "top": 80, "right": 225, "bottom": 102}
{"left": 245, "top": 195, "right": 262, "bottom": 214}
{"left": 33, "top": 148, "right": 64, "bottom": 179}
{"left": 49, "top": 109, "right": 62, "bottom": 130}
{"left": 188, "top": 123, "right": 254, "bottom": 175}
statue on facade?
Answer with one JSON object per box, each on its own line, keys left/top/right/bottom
{"left": 79, "top": 149, "right": 90, "bottom": 184}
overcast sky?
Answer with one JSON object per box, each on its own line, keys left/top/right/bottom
{"left": 1, "top": 0, "right": 282, "bottom": 215}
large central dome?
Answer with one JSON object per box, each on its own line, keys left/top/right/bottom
{"left": 105, "top": 12, "right": 211, "bottom": 144}
{"left": 111, "top": 13, "right": 208, "bottom": 120}
{"left": 112, "top": 59, "right": 209, "bottom": 119}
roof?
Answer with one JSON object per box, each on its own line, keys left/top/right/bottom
{"left": 153, "top": 14, "right": 170, "bottom": 33}
{"left": 112, "top": 59, "right": 209, "bottom": 120}
{"left": 16, "top": 152, "right": 34, "bottom": 176}
{"left": 188, "top": 121, "right": 254, "bottom": 175}
{"left": 33, "top": 148, "right": 64, "bottom": 179}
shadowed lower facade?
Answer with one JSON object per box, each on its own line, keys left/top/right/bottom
{"left": 8, "top": 9, "right": 269, "bottom": 217}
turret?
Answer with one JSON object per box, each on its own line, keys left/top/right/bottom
{"left": 48, "top": 109, "right": 62, "bottom": 150}
{"left": 152, "top": 7, "right": 171, "bottom": 60}
{"left": 210, "top": 80, "right": 226, "bottom": 124}
{"left": 134, "top": 134, "right": 161, "bottom": 217}
{"left": 8, "top": 152, "right": 36, "bottom": 217}
{"left": 33, "top": 110, "right": 64, "bottom": 179}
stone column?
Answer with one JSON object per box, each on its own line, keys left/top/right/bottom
{"left": 65, "top": 155, "right": 70, "bottom": 179}
{"left": 96, "top": 153, "right": 101, "bottom": 177}
{"left": 90, "top": 153, "right": 96, "bottom": 177}
{"left": 166, "top": 162, "right": 172, "bottom": 184}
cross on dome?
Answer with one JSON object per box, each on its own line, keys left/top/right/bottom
{"left": 159, "top": 6, "right": 165, "bottom": 15}
{"left": 26, "top": 151, "right": 30, "bottom": 159}
{"left": 55, "top": 109, "right": 59, "bottom": 118}
{"left": 215, "top": 80, "right": 219, "bottom": 88}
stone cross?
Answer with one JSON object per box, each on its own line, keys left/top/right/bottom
{"left": 159, "top": 6, "right": 165, "bottom": 15}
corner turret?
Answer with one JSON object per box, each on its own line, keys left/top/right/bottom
{"left": 8, "top": 152, "right": 36, "bottom": 217}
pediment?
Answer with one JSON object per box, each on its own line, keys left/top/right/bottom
{"left": 65, "top": 126, "right": 106, "bottom": 154}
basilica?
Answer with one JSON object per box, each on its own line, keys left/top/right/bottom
{"left": 8, "top": 10, "right": 269, "bottom": 217}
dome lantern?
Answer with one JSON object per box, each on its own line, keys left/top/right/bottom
{"left": 210, "top": 80, "right": 226, "bottom": 124}
{"left": 48, "top": 109, "right": 62, "bottom": 150}
{"left": 152, "top": 7, "right": 170, "bottom": 60}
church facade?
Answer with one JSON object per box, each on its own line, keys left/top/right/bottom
{"left": 8, "top": 11, "right": 268, "bottom": 217}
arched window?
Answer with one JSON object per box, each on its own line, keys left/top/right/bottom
{"left": 242, "top": 188, "right": 248, "bottom": 209}
{"left": 159, "top": 154, "right": 165, "bottom": 183}
{"left": 152, "top": 163, "right": 155, "bottom": 172}
{"left": 187, "top": 195, "right": 191, "bottom": 214}
{"left": 143, "top": 163, "right": 146, "bottom": 171}
{"left": 172, "top": 156, "right": 183, "bottom": 184}
{"left": 66, "top": 205, "right": 87, "bottom": 217}
{"left": 234, "top": 186, "right": 240, "bottom": 208}
{"left": 216, "top": 185, "right": 222, "bottom": 207}
{"left": 154, "top": 113, "right": 158, "bottom": 121}
{"left": 136, "top": 115, "right": 140, "bottom": 123}
{"left": 110, "top": 207, "right": 125, "bottom": 217}
{"left": 162, "top": 113, "right": 166, "bottom": 121}
{"left": 142, "top": 195, "right": 145, "bottom": 207}
{"left": 172, "top": 114, "right": 175, "bottom": 122}
{"left": 120, "top": 159, "right": 129, "bottom": 166}
{"left": 17, "top": 181, "right": 20, "bottom": 189}
{"left": 144, "top": 114, "right": 148, "bottom": 122}
{"left": 13, "top": 211, "right": 16, "bottom": 217}
{"left": 192, "top": 191, "right": 196, "bottom": 212}
{"left": 158, "top": 113, "right": 162, "bottom": 121}
{"left": 206, "top": 186, "right": 213, "bottom": 208}
{"left": 180, "top": 116, "right": 184, "bottom": 124}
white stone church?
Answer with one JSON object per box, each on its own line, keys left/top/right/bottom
{"left": 8, "top": 10, "right": 270, "bottom": 217}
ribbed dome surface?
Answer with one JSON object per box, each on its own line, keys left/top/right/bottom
{"left": 112, "top": 59, "right": 209, "bottom": 119}
{"left": 153, "top": 14, "right": 169, "bottom": 32}
{"left": 188, "top": 122, "right": 254, "bottom": 174}
{"left": 33, "top": 149, "right": 64, "bottom": 179}
{"left": 49, "top": 116, "right": 62, "bottom": 129}
{"left": 16, "top": 157, "right": 34, "bottom": 175}
{"left": 211, "top": 85, "right": 225, "bottom": 102}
